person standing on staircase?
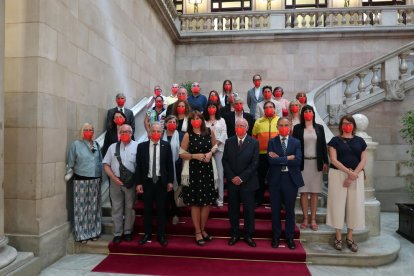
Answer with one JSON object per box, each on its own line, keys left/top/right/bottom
{"left": 106, "top": 92, "right": 135, "bottom": 138}
{"left": 222, "top": 118, "right": 259, "bottom": 247}
{"left": 267, "top": 117, "right": 304, "bottom": 250}
{"left": 103, "top": 124, "right": 139, "bottom": 244}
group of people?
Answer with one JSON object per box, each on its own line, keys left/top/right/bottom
{"left": 66, "top": 74, "right": 367, "bottom": 253}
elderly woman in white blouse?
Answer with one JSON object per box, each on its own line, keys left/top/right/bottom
{"left": 204, "top": 101, "right": 227, "bottom": 207}
{"left": 67, "top": 123, "right": 103, "bottom": 243}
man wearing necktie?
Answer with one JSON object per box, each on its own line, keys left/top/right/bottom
{"left": 267, "top": 118, "right": 304, "bottom": 250}
{"left": 105, "top": 92, "right": 135, "bottom": 138}
{"left": 135, "top": 122, "right": 174, "bottom": 246}
{"left": 222, "top": 118, "right": 259, "bottom": 247}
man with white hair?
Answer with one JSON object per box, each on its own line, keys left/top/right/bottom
{"left": 166, "top": 86, "right": 189, "bottom": 116}
{"left": 165, "top": 83, "right": 180, "bottom": 106}
{"left": 103, "top": 124, "right": 139, "bottom": 244}
{"left": 223, "top": 97, "right": 255, "bottom": 138}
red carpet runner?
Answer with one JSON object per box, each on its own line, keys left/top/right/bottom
{"left": 93, "top": 192, "right": 311, "bottom": 275}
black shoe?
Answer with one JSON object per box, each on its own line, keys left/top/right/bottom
{"left": 271, "top": 238, "right": 280, "bottom": 248}
{"left": 228, "top": 236, "right": 240, "bottom": 246}
{"left": 195, "top": 232, "right": 205, "bottom": 246}
{"left": 139, "top": 234, "right": 151, "bottom": 245}
{"left": 286, "top": 239, "right": 296, "bottom": 250}
{"left": 158, "top": 236, "right": 168, "bottom": 247}
{"left": 201, "top": 230, "right": 213, "bottom": 242}
{"left": 123, "top": 233, "right": 133, "bottom": 242}
{"left": 244, "top": 237, "right": 256, "bottom": 247}
{"left": 112, "top": 236, "right": 122, "bottom": 244}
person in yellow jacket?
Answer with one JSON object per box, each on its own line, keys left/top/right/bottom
{"left": 252, "top": 101, "right": 279, "bottom": 207}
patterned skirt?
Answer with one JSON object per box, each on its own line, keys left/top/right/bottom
{"left": 73, "top": 178, "right": 102, "bottom": 241}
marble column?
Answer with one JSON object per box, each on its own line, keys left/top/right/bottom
{"left": 0, "top": 0, "right": 18, "bottom": 269}
{"left": 353, "top": 114, "right": 381, "bottom": 237}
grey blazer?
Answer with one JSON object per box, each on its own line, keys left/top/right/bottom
{"left": 246, "top": 87, "right": 264, "bottom": 119}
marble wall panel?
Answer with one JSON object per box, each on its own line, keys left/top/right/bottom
{"left": 5, "top": 0, "right": 39, "bottom": 23}
{"left": 4, "top": 198, "right": 38, "bottom": 234}
{"left": 4, "top": 163, "right": 39, "bottom": 200}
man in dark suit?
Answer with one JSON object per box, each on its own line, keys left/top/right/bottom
{"left": 267, "top": 117, "right": 304, "bottom": 250}
{"left": 224, "top": 97, "right": 255, "bottom": 138}
{"left": 166, "top": 87, "right": 189, "bottom": 116}
{"left": 222, "top": 118, "right": 259, "bottom": 247}
{"left": 106, "top": 93, "right": 135, "bottom": 137}
{"left": 135, "top": 122, "right": 174, "bottom": 246}
{"left": 246, "top": 74, "right": 264, "bottom": 119}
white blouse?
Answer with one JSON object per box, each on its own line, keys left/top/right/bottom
{"left": 205, "top": 118, "right": 227, "bottom": 152}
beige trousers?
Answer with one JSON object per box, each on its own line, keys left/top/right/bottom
{"left": 326, "top": 169, "right": 365, "bottom": 230}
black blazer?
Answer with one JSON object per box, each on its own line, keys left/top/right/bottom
{"left": 223, "top": 111, "right": 255, "bottom": 138}
{"left": 102, "top": 128, "right": 119, "bottom": 157}
{"left": 222, "top": 135, "right": 259, "bottom": 191}
{"left": 292, "top": 123, "right": 329, "bottom": 171}
{"left": 106, "top": 107, "right": 135, "bottom": 133}
{"left": 135, "top": 140, "right": 174, "bottom": 186}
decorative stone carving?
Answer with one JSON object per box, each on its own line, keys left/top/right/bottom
{"left": 327, "top": 104, "right": 345, "bottom": 125}
{"left": 353, "top": 113, "right": 372, "bottom": 142}
{"left": 385, "top": 80, "right": 405, "bottom": 101}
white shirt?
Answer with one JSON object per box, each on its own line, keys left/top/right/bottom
{"left": 117, "top": 107, "right": 125, "bottom": 114}
{"left": 103, "top": 140, "right": 139, "bottom": 176}
{"left": 205, "top": 118, "right": 227, "bottom": 152}
{"left": 148, "top": 140, "right": 161, "bottom": 178}
{"left": 238, "top": 134, "right": 247, "bottom": 145}
{"left": 254, "top": 87, "right": 261, "bottom": 101}
{"left": 234, "top": 112, "right": 243, "bottom": 124}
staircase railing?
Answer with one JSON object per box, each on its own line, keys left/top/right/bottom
{"left": 96, "top": 97, "right": 150, "bottom": 205}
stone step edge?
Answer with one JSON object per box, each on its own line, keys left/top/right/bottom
{"left": 303, "top": 234, "right": 400, "bottom": 267}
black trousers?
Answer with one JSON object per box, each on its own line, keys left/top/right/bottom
{"left": 143, "top": 178, "right": 168, "bottom": 237}
{"left": 228, "top": 184, "right": 255, "bottom": 238}
{"left": 255, "top": 154, "right": 269, "bottom": 205}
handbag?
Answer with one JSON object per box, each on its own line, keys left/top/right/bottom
{"left": 115, "top": 142, "right": 135, "bottom": 189}
{"left": 174, "top": 185, "right": 186, "bottom": 207}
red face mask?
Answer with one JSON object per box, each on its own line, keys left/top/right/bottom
{"left": 264, "top": 108, "right": 274, "bottom": 117}
{"left": 176, "top": 106, "right": 185, "bottom": 114}
{"left": 224, "top": 84, "right": 232, "bottom": 92}
{"left": 298, "top": 97, "right": 306, "bottom": 104}
{"left": 83, "top": 130, "right": 93, "bottom": 140}
{"left": 154, "top": 90, "right": 161, "bottom": 97}
{"left": 263, "top": 91, "right": 272, "bottom": 100}
{"left": 282, "top": 109, "right": 289, "bottom": 117}
{"left": 155, "top": 101, "right": 163, "bottom": 108}
{"left": 209, "top": 95, "right": 218, "bottom": 103}
{"left": 116, "top": 98, "right": 125, "bottom": 107}
{"left": 274, "top": 91, "right": 282, "bottom": 98}
{"left": 290, "top": 105, "right": 299, "bottom": 114}
{"left": 171, "top": 87, "right": 179, "bottom": 94}
{"left": 228, "top": 95, "right": 234, "bottom": 103}
{"left": 207, "top": 107, "right": 217, "bottom": 116}
{"left": 235, "top": 103, "right": 243, "bottom": 112}
{"left": 192, "top": 87, "right": 200, "bottom": 94}
{"left": 191, "top": 119, "right": 202, "bottom": 129}
{"left": 114, "top": 117, "right": 125, "bottom": 126}
{"left": 342, "top": 124, "right": 354, "bottom": 134}
{"left": 166, "top": 123, "right": 176, "bottom": 131}
{"left": 178, "top": 95, "right": 186, "bottom": 101}
{"left": 254, "top": 80, "right": 261, "bottom": 88}
{"left": 278, "top": 126, "right": 290, "bottom": 137}
{"left": 304, "top": 112, "right": 314, "bottom": 121}
{"left": 120, "top": 133, "right": 131, "bottom": 143}
{"left": 151, "top": 132, "right": 161, "bottom": 142}
{"left": 235, "top": 127, "right": 246, "bottom": 137}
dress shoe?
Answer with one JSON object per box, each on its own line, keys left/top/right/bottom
{"left": 112, "top": 236, "right": 122, "bottom": 244}
{"left": 228, "top": 236, "right": 240, "bottom": 246}
{"left": 271, "top": 238, "right": 280, "bottom": 248}
{"left": 158, "top": 236, "right": 168, "bottom": 247}
{"left": 123, "top": 233, "right": 133, "bottom": 242}
{"left": 244, "top": 237, "right": 256, "bottom": 247}
{"left": 286, "top": 239, "right": 296, "bottom": 250}
{"left": 139, "top": 234, "right": 151, "bottom": 245}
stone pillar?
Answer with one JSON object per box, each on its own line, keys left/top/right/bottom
{"left": 353, "top": 114, "right": 381, "bottom": 237}
{"left": 0, "top": 0, "right": 18, "bottom": 269}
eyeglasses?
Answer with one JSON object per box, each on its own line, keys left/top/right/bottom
{"left": 120, "top": 130, "right": 132, "bottom": 134}
{"left": 192, "top": 84, "right": 200, "bottom": 87}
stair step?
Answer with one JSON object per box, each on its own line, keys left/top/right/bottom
{"left": 299, "top": 224, "right": 369, "bottom": 243}
{"left": 304, "top": 234, "right": 400, "bottom": 267}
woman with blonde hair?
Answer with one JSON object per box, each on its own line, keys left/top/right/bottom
{"left": 288, "top": 100, "right": 302, "bottom": 128}
{"left": 67, "top": 123, "right": 103, "bottom": 243}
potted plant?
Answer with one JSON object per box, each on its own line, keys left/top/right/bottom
{"left": 396, "top": 110, "right": 414, "bottom": 242}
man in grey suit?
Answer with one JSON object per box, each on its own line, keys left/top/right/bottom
{"left": 246, "top": 74, "right": 264, "bottom": 119}
{"left": 222, "top": 118, "right": 259, "bottom": 247}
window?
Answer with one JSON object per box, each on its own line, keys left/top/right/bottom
{"left": 173, "top": 0, "right": 183, "bottom": 13}
{"left": 285, "top": 0, "right": 327, "bottom": 9}
{"left": 362, "top": 0, "right": 406, "bottom": 6}
{"left": 211, "top": 0, "right": 252, "bottom": 12}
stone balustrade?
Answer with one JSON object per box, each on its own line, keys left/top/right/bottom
{"left": 175, "top": 6, "right": 414, "bottom": 33}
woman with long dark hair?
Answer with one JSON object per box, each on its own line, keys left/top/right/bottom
{"left": 102, "top": 110, "right": 127, "bottom": 156}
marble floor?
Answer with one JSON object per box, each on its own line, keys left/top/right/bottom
{"left": 40, "top": 212, "right": 414, "bottom": 276}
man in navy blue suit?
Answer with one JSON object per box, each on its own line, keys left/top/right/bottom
{"left": 267, "top": 117, "right": 304, "bottom": 249}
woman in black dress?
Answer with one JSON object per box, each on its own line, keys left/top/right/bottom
{"left": 180, "top": 111, "right": 218, "bottom": 245}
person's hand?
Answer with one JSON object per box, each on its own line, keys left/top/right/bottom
{"left": 323, "top": 163, "right": 329, "bottom": 173}
{"left": 136, "top": 185, "right": 144, "bottom": 193}
{"left": 167, "top": 183, "right": 173, "bottom": 192}
{"left": 203, "top": 152, "right": 213, "bottom": 163}
{"left": 113, "top": 176, "right": 123, "bottom": 186}
{"left": 268, "top": 152, "right": 278, "bottom": 158}
{"left": 343, "top": 178, "right": 353, "bottom": 187}
{"left": 348, "top": 170, "right": 358, "bottom": 180}
{"left": 232, "top": 176, "right": 242, "bottom": 186}
{"left": 287, "top": 155, "right": 295, "bottom": 161}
